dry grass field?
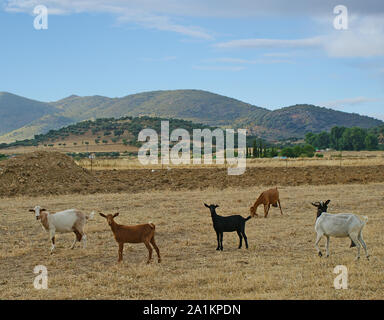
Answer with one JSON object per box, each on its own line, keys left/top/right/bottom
{"left": 75, "top": 152, "right": 384, "bottom": 171}
{"left": 1, "top": 142, "right": 138, "bottom": 155}
{"left": 0, "top": 183, "right": 383, "bottom": 300}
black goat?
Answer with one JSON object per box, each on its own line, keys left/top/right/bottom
{"left": 204, "top": 203, "right": 251, "bottom": 251}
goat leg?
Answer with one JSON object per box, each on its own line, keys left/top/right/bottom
{"left": 242, "top": 231, "right": 249, "bottom": 249}
{"left": 216, "top": 232, "right": 220, "bottom": 250}
{"left": 150, "top": 237, "right": 161, "bottom": 263}
{"left": 118, "top": 243, "right": 124, "bottom": 262}
{"left": 219, "top": 233, "right": 223, "bottom": 251}
{"left": 237, "top": 231, "right": 243, "bottom": 249}
{"left": 144, "top": 241, "right": 153, "bottom": 264}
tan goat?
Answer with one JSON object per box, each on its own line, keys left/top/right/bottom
{"left": 250, "top": 187, "right": 283, "bottom": 218}
{"left": 99, "top": 212, "right": 161, "bottom": 264}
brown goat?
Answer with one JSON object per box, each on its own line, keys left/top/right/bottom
{"left": 99, "top": 212, "right": 161, "bottom": 264}
{"left": 250, "top": 187, "right": 283, "bottom": 218}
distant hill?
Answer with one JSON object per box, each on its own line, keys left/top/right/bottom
{"left": 51, "top": 90, "right": 269, "bottom": 126}
{"left": 0, "top": 90, "right": 382, "bottom": 142}
{"left": 0, "top": 116, "right": 216, "bottom": 150}
{"left": 242, "top": 104, "right": 384, "bottom": 140}
{"left": 0, "top": 92, "right": 58, "bottom": 136}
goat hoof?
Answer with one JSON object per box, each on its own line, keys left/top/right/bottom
{"left": 158, "top": 259, "right": 161, "bottom": 263}
{"left": 318, "top": 252, "right": 322, "bottom": 257}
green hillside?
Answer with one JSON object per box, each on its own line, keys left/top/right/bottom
{"left": 242, "top": 104, "right": 384, "bottom": 140}
{"left": 0, "top": 90, "right": 382, "bottom": 143}
{"left": 52, "top": 90, "right": 268, "bottom": 126}
{"left": 0, "top": 92, "right": 58, "bottom": 136}
{"left": 0, "top": 116, "right": 216, "bottom": 150}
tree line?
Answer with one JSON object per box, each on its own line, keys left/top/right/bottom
{"left": 305, "top": 126, "right": 382, "bottom": 151}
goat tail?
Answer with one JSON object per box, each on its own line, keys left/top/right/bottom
{"left": 245, "top": 216, "right": 252, "bottom": 222}
{"left": 87, "top": 211, "right": 95, "bottom": 220}
{"left": 149, "top": 222, "right": 155, "bottom": 229}
{"left": 361, "top": 215, "right": 368, "bottom": 224}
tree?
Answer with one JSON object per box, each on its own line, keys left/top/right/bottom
{"left": 293, "top": 145, "right": 302, "bottom": 157}
{"left": 305, "top": 132, "right": 316, "bottom": 145}
{"left": 302, "top": 144, "right": 315, "bottom": 157}
{"left": 314, "top": 132, "right": 330, "bottom": 149}
{"left": 280, "top": 147, "right": 295, "bottom": 158}
{"left": 340, "top": 127, "right": 366, "bottom": 151}
{"left": 252, "top": 139, "right": 257, "bottom": 158}
{"left": 350, "top": 127, "right": 367, "bottom": 151}
{"left": 365, "top": 134, "right": 378, "bottom": 150}
{"left": 330, "top": 126, "right": 346, "bottom": 150}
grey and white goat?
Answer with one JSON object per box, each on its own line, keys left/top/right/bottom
{"left": 312, "top": 200, "right": 369, "bottom": 260}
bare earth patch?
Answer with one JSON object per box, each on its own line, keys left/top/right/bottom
{"left": 1, "top": 151, "right": 384, "bottom": 197}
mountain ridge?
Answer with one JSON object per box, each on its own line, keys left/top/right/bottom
{"left": 0, "top": 90, "right": 382, "bottom": 143}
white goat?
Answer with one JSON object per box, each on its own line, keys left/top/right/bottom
{"left": 311, "top": 200, "right": 369, "bottom": 260}
{"left": 30, "top": 206, "right": 95, "bottom": 253}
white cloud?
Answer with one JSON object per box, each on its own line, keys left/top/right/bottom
{"left": 214, "top": 37, "right": 324, "bottom": 49}
{"left": 214, "top": 17, "right": 384, "bottom": 58}
{"left": 263, "top": 52, "right": 296, "bottom": 57}
{"left": 366, "top": 113, "right": 384, "bottom": 121}
{"left": 4, "top": 0, "right": 384, "bottom": 52}
{"left": 5, "top": 1, "right": 384, "bottom": 19}
{"left": 204, "top": 57, "right": 293, "bottom": 64}
{"left": 193, "top": 65, "right": 245, "bottom": 72}
{"left": 319, "top": 97, "right": 379, "bottom": 108}
{"left": 4, "top": 0, "right": 213, "bottom": 39}
{"left": 323, "top": 15, "right": 384, "bottom": 57}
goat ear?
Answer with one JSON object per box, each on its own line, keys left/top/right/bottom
{"left": 204, "top": 203, "right": 209, "bottom": 208}
{"left": 325, "top": 200, "right": 331, "bottom": 205}
{"left": 311, "top": 202, "right": 320, "bottom": 207}
{"left": 29, "top": 209, "right": 35, "bottom": 212}
{"left": 113, "top": 212, "right": 119, "bottom": 218}
{"left": 41, "top": 208, "right": 47, "bottom": 212}
{"left": 215, "top": 205, "right": 219, "bottom": 208}
{"left": 99, "top": 213, "right": 107, "bottom": 218}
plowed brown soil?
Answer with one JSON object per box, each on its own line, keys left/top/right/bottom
{"left": 1, "top": 151, "right": 384, "bottom": 197}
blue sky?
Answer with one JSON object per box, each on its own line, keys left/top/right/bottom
{"left": 1, "top": 0, "right": 383, "bottom": 120}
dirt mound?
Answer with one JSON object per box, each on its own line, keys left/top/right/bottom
{"left": 0, "top": 151, "right": 96, "bottom": 197}
{"left": 1, "top": 151, "right": 384, "bottom": 198}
